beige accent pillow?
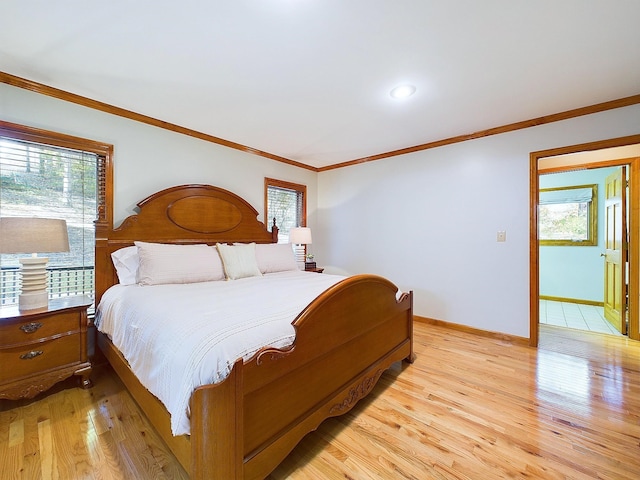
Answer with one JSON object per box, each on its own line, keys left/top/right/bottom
{"left": 135, "top": 242, "right": 225, "bottom": 285}
{"left": 216, "top": 243, "right": 263, "bottom": 280}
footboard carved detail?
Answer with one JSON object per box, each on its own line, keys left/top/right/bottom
{"left": 330, "top": 369, "right": 384, "bottom": 414}
{"left": 256, "top": 345, "right": 295, "bottom": 365}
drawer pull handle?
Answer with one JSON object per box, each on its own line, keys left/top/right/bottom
{"left": 20, "top": 350, "right": 43, "bottom": 360}
{"left": 19, "top": 322, "right": 44, "bottom": 334}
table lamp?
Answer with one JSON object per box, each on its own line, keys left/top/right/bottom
{"left": 289, "top": 227, "right": 315, "bottom": 270}
{"left": 0, "top": 217, "right": 70, "bottom": 310}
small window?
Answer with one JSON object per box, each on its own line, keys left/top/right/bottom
{"left": 264, "top": 178, "right": 306, "bottom": 243}
{"left": 539, "top": 184, "right": 597, "bottom": 246}
{"left": 265, "top": 178, "right": 307, "bottom": 263}
{"left": 0, "top": 121, "right": 111, "bottom": 308}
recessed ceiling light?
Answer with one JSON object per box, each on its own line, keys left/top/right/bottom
{"left": 390, "top": 84, "right": 416, "bottom": 99}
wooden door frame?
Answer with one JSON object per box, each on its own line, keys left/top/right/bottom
{"left": 530, "top": 134, "right": 640, "bottom": 347}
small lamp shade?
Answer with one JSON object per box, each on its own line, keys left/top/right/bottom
{"left": 0, "top": 217, "right": 70, "bottom": 254}
{"left": 0, "top": 217, "right": 70, "bottom": 310}
{"left": 289, "top": 227, "right": 312, "bottom": 245}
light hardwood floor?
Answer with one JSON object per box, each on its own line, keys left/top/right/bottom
{"left": 1, "top": 322, "right": 639, "bottom": 479}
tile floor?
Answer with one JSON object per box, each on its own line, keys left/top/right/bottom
{"left": 539, "top": 300, "right": 623, "bottom": 336}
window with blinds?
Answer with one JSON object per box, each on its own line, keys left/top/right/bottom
{"left": 265, "top": 178, "right": 307, "bottom": 262}
{"left": 0, "top": 135, "right": 99, "bottom": 305}
{"left": 539, "top": 183, "right": 598, "bottom": 246}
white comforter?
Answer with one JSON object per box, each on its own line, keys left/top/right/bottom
{"left": 95, "top": 270, "right": 345, "bottom": 436}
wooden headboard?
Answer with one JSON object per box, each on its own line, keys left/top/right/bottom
{"left": 94, "top": 184, "right": 278, "bottom": 303}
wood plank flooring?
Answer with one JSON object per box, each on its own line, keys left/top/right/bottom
{"left": 1, "top": 322, "right": 639, "bottom": 479}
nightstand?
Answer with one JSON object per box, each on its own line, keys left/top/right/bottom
{"left": 307, "top": 267, "right": 324, "bottom": 273}
{"left": 0, "top": 295, "right": 93, "bottom": 400}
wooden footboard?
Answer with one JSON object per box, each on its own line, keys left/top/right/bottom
{"left": 98, "top": 275, "right": 413, "bottom": 479}
{"left": 190, "top": 274, "right": 413, "bottom": 480}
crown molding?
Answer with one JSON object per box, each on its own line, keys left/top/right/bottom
{"left": 2, "top": 71, "right": 638, "bottom": 173}
{"left": 0, "top": 71, "right": 317, "bottom": 172}
{"left": 318, "top": 94, "right": 640, "bottom": 171}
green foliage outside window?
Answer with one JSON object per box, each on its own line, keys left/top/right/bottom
{"left": 539, "top": 184, "right": 597, "bottom": 246}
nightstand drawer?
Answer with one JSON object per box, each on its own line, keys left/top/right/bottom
{"left": 0, "top": 334, "right": 80, "bottom": 383}
{"left": 0, "top": 311, "right": 80, "bottom": 345}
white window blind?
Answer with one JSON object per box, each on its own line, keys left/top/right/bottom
{"left": 539, "top": 187, "right": 593, "bottom": 205}
{"left": 0, "top": 136, "right": 98, "bottom": 305}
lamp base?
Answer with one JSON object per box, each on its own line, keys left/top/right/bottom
{"left": 19, "top": 291, "right": 49, "bottom": 311}
{"left": 18, "top": 256, "right": 49, "bottom": 311}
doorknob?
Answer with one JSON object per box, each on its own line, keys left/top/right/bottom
{"left": 600, "top": 253, "right": 606, "bottom": 257}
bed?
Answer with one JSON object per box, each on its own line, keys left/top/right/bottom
{"left": 94, "top": 184, "right": 414, "bottom": 479}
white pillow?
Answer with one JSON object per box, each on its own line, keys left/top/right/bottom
{"left": 216, "top": 243, "right": 263, "bottom": 280}
{"left": 111, "top": 246, "right": 139, "bottom": 285}
{"left": 255, "top": 243, "right": 298, "bottom": 273}
{"left": 135, "top": 242, "right": 226, "bottom": 285}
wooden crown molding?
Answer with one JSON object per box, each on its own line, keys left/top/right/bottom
{"left": 2, "top": 71, "right": 639, "bottom": 172}
{"left": 0, "top": 71, "right": 317, "bottom": 172}
{"left": 318, "top": 94, "right": 640, "bottom": 171}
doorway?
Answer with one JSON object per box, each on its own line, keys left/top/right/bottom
{"left": 529, "top": 135, "right": 640, "bottom": 346}
{"left": 539, "top": 166, "right": 627, "bottom": 336}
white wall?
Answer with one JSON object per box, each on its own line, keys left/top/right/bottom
{"left": 0, "top": 83, "right": 317, "bottom": 227}
{"left": 539, "top": 167, "right": 618, "bottom": 302}
{"left": 317, "top": 104, "right": 640, "bottom": 338}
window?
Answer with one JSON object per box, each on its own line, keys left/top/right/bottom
{"left": 265, "top": 178, "right": 307, "bottom": 260}
{"left": 539, "top": 184, "right": 597, "bottom": 246}
{"left": 0, "top": 121, "right": 111, "bottom": 306}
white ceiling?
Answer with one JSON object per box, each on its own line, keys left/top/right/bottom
{"left": 1, "top": 1, "right": 639, "bottom": 169}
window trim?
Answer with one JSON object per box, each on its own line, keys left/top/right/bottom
{"left": 539, "top": 183, "right": 598, "bottom": 246}
{"left": 264, "top": 178, "right": 307, "bottom": 231}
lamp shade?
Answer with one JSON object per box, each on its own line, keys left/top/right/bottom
{"left": 0, "top": 217, "right": 70, "bottom": 254}
{"left": 289, "top": 227, "right": 312, "bottom": 245}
